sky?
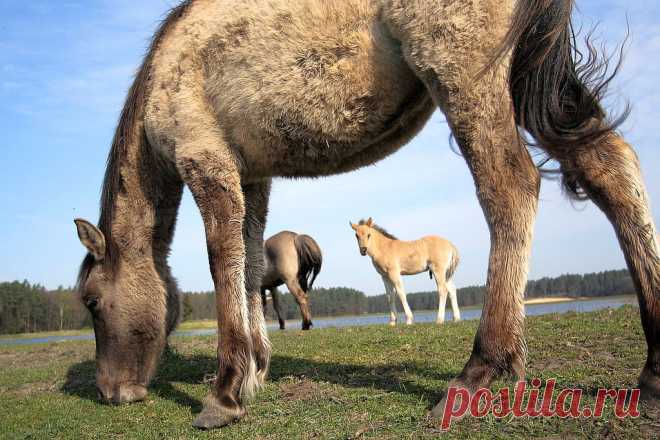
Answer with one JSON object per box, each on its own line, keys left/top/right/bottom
{"left": 0, "top": 0, "right": 658, "bottom": 296}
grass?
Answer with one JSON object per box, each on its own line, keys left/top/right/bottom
{"left": 0, "top": 306, "right": 658, "bottom": 439}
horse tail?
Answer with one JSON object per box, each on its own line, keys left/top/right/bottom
{"left": 445, "top": 245, "right": 460, "bottom": 281}
{"left": 294, "top": 234, "right": 323, "bottom": 292}
{"left": 501, "top": 0, "right": 627, "bottom": 198}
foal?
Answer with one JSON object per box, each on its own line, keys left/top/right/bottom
{"left": 351, "top": 218, "right": 460, "bottom": 325}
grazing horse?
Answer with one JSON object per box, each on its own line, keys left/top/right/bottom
{"left": 261, "top": 231, "right": 323, "bottom": 330}
{"left": 351, "top": 218, "right": 460, "bottom": 326}
{"left": 73, "top": 0, "right": 659, "bottom": 430}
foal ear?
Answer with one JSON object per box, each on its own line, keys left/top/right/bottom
{"left": 349, "top": 221, "right": 357, "bottom": 231}
{"left": 74, "top": 219, "right": 106, "bottom": 261}
{"left": 366, "top": 217, "right": 374, "bottom": 227}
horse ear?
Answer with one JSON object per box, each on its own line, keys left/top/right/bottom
{"left": 349, "top": 221, "right": 357, "bottom": 231}
{"left": 74, "top": 219, "right": 106, "bottom": 261}
{"left": 366, "top": 217, "right": 374, "bottom": 227}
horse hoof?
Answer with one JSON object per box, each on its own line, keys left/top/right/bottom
{"left": 192, "top": 395, "right": 245, "bottom": 430}
{"left": 639, "top": 368, "right": 660, "bottom": 402}
{"left": 389, "top": 321, "right": 396, "bottom": 327}
{"left": 429, "top": 379, "right": 472, "bottom": 428}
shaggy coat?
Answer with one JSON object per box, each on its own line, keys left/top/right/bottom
{"left": 74, "top": 0, "right": 659, "bottom": 430}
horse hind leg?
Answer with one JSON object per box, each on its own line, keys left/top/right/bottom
{"left": 243, "top": 180, "right": 272, "bottom": 387}
{"left": 551, "top": 134, "right": 660, "bottom": 399}
{"left": 431, "top": 268, "right": 449, "bottom": 325}
{"left": 392, "top": 14, "right": 540, "bottom": 419}
{"left": 285, "top": 279, "right": 313, "bottom": 330}
{"left": 447, "top": 279, "right": 461, "bottom": 322}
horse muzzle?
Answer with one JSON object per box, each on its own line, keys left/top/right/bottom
{"left": 359, "top": 247, "right": 367, "bottom": 256}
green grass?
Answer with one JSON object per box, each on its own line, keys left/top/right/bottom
{"left": 0, "top": 306, "right": 657, "bottom": 439}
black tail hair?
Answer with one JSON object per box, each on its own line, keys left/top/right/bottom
{"left": 294, "top": 235, "right": 323, "bottom": 293}
{"left": 500, "top": 0, "right": 628, "bottom": 198}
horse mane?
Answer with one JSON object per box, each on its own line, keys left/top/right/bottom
{"left": 359, "top": 219, "right": 398, "bottom": 240}
{"left": 78, "top": 1, "right": 192, "bottom": 286}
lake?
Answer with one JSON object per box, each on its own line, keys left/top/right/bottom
{"left": 0, "top": 296, "right": 637, "bottom": 346}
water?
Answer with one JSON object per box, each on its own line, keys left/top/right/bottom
{"left": 0, "top": 297, "right": 637, "bottom": 346}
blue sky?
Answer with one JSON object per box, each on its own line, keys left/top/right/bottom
{"left": 1, "top": 0, "right": 658, "bottom": 295}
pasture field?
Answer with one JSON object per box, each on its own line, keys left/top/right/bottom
{"left": 0, "top": 306, "right": 658, "bottom": 439}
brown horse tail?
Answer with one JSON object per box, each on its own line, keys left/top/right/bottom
{"left": 500, "top": 0, "right": 628, "bottom": 198}
{"left": 445, "top": 245, "right": 460, "bottom": 281}
{"left": 294, "top": 234, "right": 323, "bottom": 292}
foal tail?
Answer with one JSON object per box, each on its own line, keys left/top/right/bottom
{"left": 501, "top": 0, "right": 627, "bottom": 197}
{"left": 430, "top": 245, "right": 460, "bottom": 280}
{"left": 294, "top": 234, "right": 323, "bottom": 293}
{"left": 445, "top": 245, "right": 460, "bottom": 281}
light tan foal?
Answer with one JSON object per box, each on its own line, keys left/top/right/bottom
{"left": 351, "top": 218, "right": 460, "bottom": 325}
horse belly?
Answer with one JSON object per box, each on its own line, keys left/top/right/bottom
{"left": 206, "top": 0, "right": 427, "bottom": 177}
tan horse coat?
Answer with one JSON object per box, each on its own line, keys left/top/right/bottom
{"left": 73, "top": 0, "right": 659, "bottom": 429}
{"left": 351, "top": 218, "right": 460, "bottom": 325}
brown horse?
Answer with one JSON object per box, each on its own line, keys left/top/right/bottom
{"left": 261, "top": 231, "right": 323, "bottom": 330}
{"left": 73, "top": 0, "right": 659, "bottom": 430}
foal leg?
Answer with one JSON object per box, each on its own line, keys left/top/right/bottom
{"left": 432, "top": 271, "right": 449, "bottom": 325}
{"left": 285, "top": 279, "right": 313, "bottom": 330}
{"left": 447, "top": 280, "right": 461, "bottom": 322}
{"left": 382, "top": 276, "right": 398, "bottom": 326}
{"left": 390, "top": 273, "right": 414, "bottom": 325}
{"left": 242, "top": 180, "right": 272, "bottom": 386}
{"left": 270, "top": 287, "right": 286, "bottom": 330}
{"left": 553, "top": 134, "right": 660, "bottom": 399}
{"left": 177, "top": 146, "right": 255, "bottom": 429}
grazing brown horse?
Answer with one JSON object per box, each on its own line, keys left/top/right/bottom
{"left": 73, "top": 0, "right": 659, "bottom": 430}
{"left": 351, "top": 218, "right": 460, "bottom": 326}
{"left": 261, "top": 231, "right": 323, "bottom": 330}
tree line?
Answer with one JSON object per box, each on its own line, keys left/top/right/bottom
{"left": 0, "top": 269, "right": 635, "bottom": 334}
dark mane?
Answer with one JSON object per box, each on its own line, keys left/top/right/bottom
{"left": 77, "top": 1, "right": 192, "bottom": 286}
{"left": 359, "top": 219, "right": 398, "bottom": 240}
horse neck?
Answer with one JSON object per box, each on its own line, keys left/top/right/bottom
{"left": 367, "top": 230, "right": 392, "bottom": 261}
{"left": 100, "top": 136, "right": 183, "bottom": 270}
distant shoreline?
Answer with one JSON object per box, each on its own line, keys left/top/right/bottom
{"left": 0, "top": 294, "right": 637, "bottom": 340}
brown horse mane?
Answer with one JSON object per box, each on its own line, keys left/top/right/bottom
{"left": 77, "top": 1, "right": 192, "bottom": 287}
{"left": 359, "top": 219, "right": 398, "bottom": 240}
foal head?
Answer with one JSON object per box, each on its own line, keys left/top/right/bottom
{"left": 350, "top": 217, "right": 375, "bottom": 256}
{"left": 74, "top": 219, "right": 176, "bottom": 405}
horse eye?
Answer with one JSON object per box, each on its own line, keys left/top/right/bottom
{"left": 368, "top": 234, "right": 371, "bottom": 239}
{"left": 85, "top": 297, "right": 99, "bottom": 310}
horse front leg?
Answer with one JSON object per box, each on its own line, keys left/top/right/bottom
{"left": 270, "top": 287, "right": 286, "bottom": 330}
{"left": 390, "top": 274, "right": 414, "bottom": 325}
{"left": 381, "top": 276, "right": 398, "bottom": 326}
{"left": 242, "top": 180, "right": 272, "bottom": 387}
{"left": 178, "top": 148, "right": 255, "bottom": 429}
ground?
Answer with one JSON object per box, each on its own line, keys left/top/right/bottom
{"left": 0, "top": 306, "right": 658, "bottom": 439}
